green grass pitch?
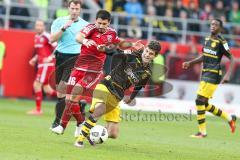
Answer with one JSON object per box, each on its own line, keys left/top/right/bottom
{"left": 0, "top": 98, "right": 239, "bottom": 160}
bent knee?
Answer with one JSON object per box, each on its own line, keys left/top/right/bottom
{"left": 33, "top": 81, "right": 42, "bottom": 91}
{"left": 68, "top": 95, "right": 80, "bottom": 102}
{"left": 195, "top": 96, "right": 208, "bottom": 107}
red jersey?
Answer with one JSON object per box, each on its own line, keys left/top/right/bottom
{"left": 34, "top": 32, "right": 55, "bottom": 64}
{"left": 75, "top": 24, "right": 120, "bottom": 72}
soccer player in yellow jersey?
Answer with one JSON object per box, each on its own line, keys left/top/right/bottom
{"left": 74, "top": 40, "right": 161, "bottom": 147}
{"left": 182, "top": 19, "right": 236, "bottom": 138}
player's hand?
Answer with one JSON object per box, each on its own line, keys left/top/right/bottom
{"left": 43, "top": 56, "right": 54, "bottom": 63}
{"left": 118, "top": 41, "right": 133, "bottom": 50}
{"left": 62, "top": 20, "right": 73, "bottom": 30}
{"left": 132, "top": 40, "right": 144, "bottom": 51}
{"left": 123, "top": 96, "right": 136, "bottom": 106}
{"left": 29, "top": 58, "right": 37, "bottom": 66}
{"left": 98, "top": 44, "right": 118, "bottom": 53}
{"left": 182, "top": 62, "right": 191, "bottom": 69}
{"left": 82, "top": 39, "right": 97, "bottom": 48}
{"left": 97, "top": 44, "right": 106, "bottom": 52}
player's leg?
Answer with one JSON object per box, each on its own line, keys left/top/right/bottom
{"left": 191, "top": 95, "right": 208, "bottom": 138}
{"left": 79, "top": 100, "right": 87, "bottom": 118}
{"left": 52, "top": 55, "right": 77, "bottom": 128}
{"left": 27, "top": 80, "right": 43, "bottom": 115}
{"left": 72, "top": 72, "right": 103, "bottom": 137}
{"left": 43, "top": 84, "right": 57, "bottom": 97}
{"left": 75, "top": 102, "right": 106, "bottom": 147}
{"left": 75, "top": 84, "right": 120, "bottom": 147}
{"left": 33, "top": 80, "right": 43, "bottom": 112}
{"left": 203, "top": 83, "right": 237, "bottom": 133}
{"left": 51, "top": 58, "right": 66, "bottom": 127}
{"left": 205, "top": 103, "right": 237, "bottom": 133}
{"left": 205, "top": 103, "right": 231, "bottom": 120}
{"left": 191, "top": 81, "right": 209, "bottom": 138}
{"left": 103, "top": 101, "right": 121, "bottom": 139}
{"left": 75, "top": 84, "right": 109, "bottom": 147}
{"left": 51, "top": 85, "right": 74, "bottom": 134}
{"left": 200, "top": 82, "right": 236, "bottom": 133}
{"left": 105, "top": 122, "right": 119, "bottom": 139}
{"left": 28, "top": 64, "right": 47, "bottom": 115}
{"left": 42, "top": 65, "right": 57, "bottom": 97}
{"left": 52, "top": 80, "right": 83, "bottom": 135}
{"left": 51, "top": 80, "right": 67, "bottom": 128}
{"left": 52, "top": 69, "right": 86, "bottom": 135}
{"left": 61, "top": 84, "right": 84, "bottom": 129}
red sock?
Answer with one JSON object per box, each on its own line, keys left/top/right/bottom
{"left": 72, "top": 103, "right": 85, "bottom": 126}
{"left": 61, "top": 101, "right": 73, "bottom": 128}
{"left": 35, "top": 91, "right": 42, "bottom": 112}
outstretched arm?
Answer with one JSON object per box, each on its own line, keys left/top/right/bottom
{"left": 76, "top": 32, "right": 96, "bottom": 48}
{"left": 182, "top": 55, "right": 203, "bottom": 69}
{"left": 124, "top": 76, "right": 150, "bottom": 104}
{"left": 97, "top": 40, "right": 134, "bottom": 55}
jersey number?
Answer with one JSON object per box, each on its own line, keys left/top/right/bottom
{"left": 67, "top": 76, "right": 76, "bottom": 85}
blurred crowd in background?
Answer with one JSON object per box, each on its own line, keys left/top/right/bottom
{"left": 1, "top": 0, "right": 240, "bottom": 45}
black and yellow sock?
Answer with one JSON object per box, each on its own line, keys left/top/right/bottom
{"left": 195, "top": 99, "right": 207, "bottom": 134}
{"left": 206, "top": 104, "right": 231, "bottom": 121}
{"left": 197, "top": 104, "right": 206, "bottom": 134}
{"left": 77, "top": 115, "right": 97, "bottom": 142}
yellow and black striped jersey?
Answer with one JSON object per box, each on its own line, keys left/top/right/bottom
{"left": 201, "top": 34, "right": 231, "bottom": 84}
{"left": 101, "top": 50, "right": 151, "bottom": 100}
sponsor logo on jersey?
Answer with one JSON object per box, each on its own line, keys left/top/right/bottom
{"left": 142, "top": 73, "right": 148, "bottom": 79}
{"left": 203, "top": 48, "right": 217, "bottom": 55}
{"left": 125, "top": 68, "right": 139, "bottom": 83}
{"left": 105, "top": 75, "right": 111, "bottom": 80}
{"left": 107, "top": 35, "right": 112, "bottom": 42}
{"left": 211, "top": 42, "right": 216, "bottom": 48}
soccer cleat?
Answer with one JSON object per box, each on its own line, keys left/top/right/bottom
{"left": 190, "top": 132, "right": 207, "bottom": 138}
{"left": 74, "top": 136, "right": 94, "bottom": 148}
{"left": 74, "top": 141, "right": 84, "bottom": 148}
{"left": 51, "top": 125, "right": 64, "bottom": 135}
{"left": 49, "top": 122, "right": 59, "bottom": 130}
{"left": 27, "top": 109, "right": 43, "bottom": 115}
{"left": 228, "top": 115, "right": 237, "bottom": 133}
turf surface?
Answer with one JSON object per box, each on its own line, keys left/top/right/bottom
{"left": 0, "top": 98, "right": 239, "bottom": 160}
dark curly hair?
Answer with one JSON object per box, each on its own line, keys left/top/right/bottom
{"left": 147, "top": 40, "right": 161, "bottom": 55}
{"left": 96, "top": 10, "right": 111, "bottom": 21}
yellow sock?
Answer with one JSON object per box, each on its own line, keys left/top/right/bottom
{"left": 77, "top": 134, "right": 85, "bottom": 142}
{"left": 197, "top": 105, "right": 206, "bottom": 134}
{"left": 206, "top": 104, "right": 231, "bottom": 121}
{"left": 77, "top": 116, "right": 97, "bottom": 142}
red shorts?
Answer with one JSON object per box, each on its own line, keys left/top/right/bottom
{"left": 36, "top": 63, "right": 55, "bottom": 85}
{"left": 67, "top": 69, "right": 103, "bottom": 103}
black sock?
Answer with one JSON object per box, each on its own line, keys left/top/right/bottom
{"left": 53, "top": 97, "right": 66, "bottom": 124}
{"left": 79, "top": 100, "right": 87, "bottom": 116}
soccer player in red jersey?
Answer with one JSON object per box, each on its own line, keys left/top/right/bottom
{"left": 51, "top": 10, "right": 125, "bottom": 136}
{"left": 27, "top": 20, "right": 57, "bottom": 115}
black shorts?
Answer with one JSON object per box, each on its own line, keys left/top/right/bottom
{"left": 55, "top": 51, "right": 79, "bottom": 84}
